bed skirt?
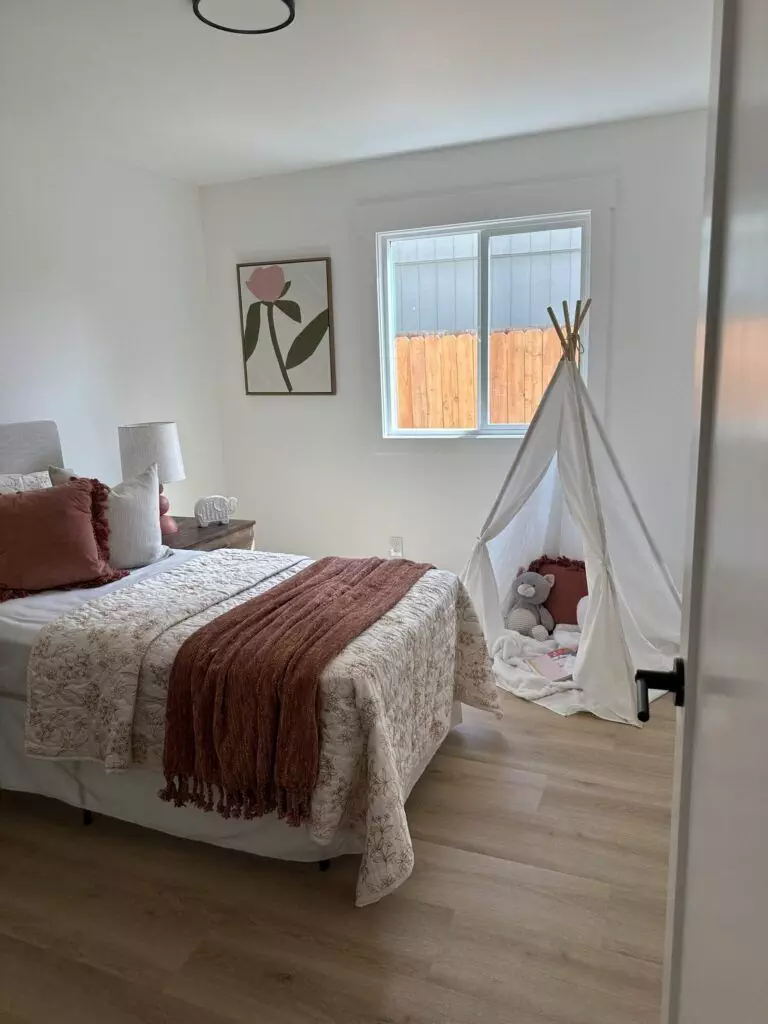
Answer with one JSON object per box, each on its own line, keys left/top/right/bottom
{"left": 0, "top": 692, "right": 461, "bottom": 863}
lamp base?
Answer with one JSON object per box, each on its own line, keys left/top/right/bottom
{"left": 160, "top": 514, "right": 179, "bottom": 536}
{"left": 158, "top": 485, "right": 179, "bottom": 535}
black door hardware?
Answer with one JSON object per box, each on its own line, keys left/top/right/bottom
{"left": 635, "top": 657, "right": 685, "bottom": 722}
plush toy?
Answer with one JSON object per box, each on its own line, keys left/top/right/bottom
{"left": 506, "top": 571, "right": 556, "bottom": 642}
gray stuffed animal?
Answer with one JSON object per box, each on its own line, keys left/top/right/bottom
{"left": 506, "top": 571, "right": 555, "bottom": 641}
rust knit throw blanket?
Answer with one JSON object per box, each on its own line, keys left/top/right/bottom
{"left": 161, "top": 556, "right": 431, "bottom": 826}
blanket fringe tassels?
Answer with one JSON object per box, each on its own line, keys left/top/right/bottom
{"left": 159, "top": 775, "right": 313, "bottom": 826}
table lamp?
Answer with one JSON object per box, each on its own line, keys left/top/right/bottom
{"left": 118, "top": 421, "right": 186, "bottom": 535}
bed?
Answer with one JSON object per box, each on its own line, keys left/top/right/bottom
{"left": 0, "top": 421, "right": 500, "bottom": 905}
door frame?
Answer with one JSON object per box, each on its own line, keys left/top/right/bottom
{"left": 662, "top": 2, "right": 737, "bottom": 1020}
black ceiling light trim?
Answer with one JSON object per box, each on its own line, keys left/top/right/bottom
{"left": 192, "top": 0, "right": 295, "bottom": 35}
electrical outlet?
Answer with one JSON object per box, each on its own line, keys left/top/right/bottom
{"left": 389, "top": 535, "right": 404, "bottom": 559}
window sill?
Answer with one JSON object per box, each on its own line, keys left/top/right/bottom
{"left": 382, "top": 428, "right": 527, "bottom": 440}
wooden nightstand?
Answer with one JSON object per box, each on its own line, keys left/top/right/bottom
{"left": 165, "top": 517, "right": 256, "bottom": 553}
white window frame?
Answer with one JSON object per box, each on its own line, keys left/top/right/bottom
{"left": 377, "top": 210, "right": 591, "bottom": 439}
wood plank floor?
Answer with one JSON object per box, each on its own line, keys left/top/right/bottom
{"left": 0, "top": 694, "right": 676, "bottom": 1024}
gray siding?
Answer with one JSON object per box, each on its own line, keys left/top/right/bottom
{"left": 392, "top": 227, "right": 582, "bottom": 335}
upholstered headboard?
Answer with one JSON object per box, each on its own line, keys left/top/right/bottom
{"left": 0, "top": 421, "right": 63, "bottom": 474}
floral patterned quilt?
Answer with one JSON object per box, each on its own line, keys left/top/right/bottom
{"left": 25, "top": 549, "right": 500, "bottom": 905}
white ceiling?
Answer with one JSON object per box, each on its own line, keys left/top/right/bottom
{"left": 0, "top": 0, "right": 714, "bottom": 185}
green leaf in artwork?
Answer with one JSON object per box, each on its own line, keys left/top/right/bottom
{"left": 280, "top": 280, "right": 291, "bottom": 297}
{"left": 243, "top": 301, "right": 261, "bottom": 361}
{"left": 275, "top": 299, "right": 302, "bottom": 323}
{"left": 285, "top": 308, "right": 330, "bottom": 370}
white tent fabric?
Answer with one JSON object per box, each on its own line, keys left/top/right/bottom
{"left": 463, "top": 360, "right": 681, "bottom": 725}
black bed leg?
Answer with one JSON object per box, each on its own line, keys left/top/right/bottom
{"left": 318, "top": 859, "right": 331, "bottom": 873}
{"left": 82, "top": 809, "right": 93, "bottom": 826}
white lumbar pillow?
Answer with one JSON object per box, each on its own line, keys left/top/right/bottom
{"left": 49, "top": 463, "right": 165, "bottom": 570}
{"left": 107, "top": 462, "right": 165, "bottom": 570}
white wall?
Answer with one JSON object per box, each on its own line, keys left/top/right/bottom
{"left": 0, "top": 123, "right": 225, "bottom": 512}
{"left": 202, "top": 111, "right": 706, "bottom": 581}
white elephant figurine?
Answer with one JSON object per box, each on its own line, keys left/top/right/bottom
{"left": 194, "top": 495, "right": 239, "bottom": 527}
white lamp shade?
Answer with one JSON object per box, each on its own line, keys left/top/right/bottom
{"left": 118, "top": 422, "right": 185, "bottom": 484}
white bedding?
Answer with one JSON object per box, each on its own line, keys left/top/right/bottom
{"left": 0, "top": 549, "right": 437, "bottom": 865}
{"left": 1, "top": 548, "right": 499, "bottom": 904}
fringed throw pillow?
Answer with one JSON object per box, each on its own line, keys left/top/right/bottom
{"left": 0, "top": 478, "right": 128, "bottom": 602}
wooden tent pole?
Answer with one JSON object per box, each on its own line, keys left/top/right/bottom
{"left": 562, "top": 300, "right": 573, "bottom": 351}
{"left": 574, "top": 297, "right": 592, "bottom": 336}
{"left": 546, "top": 306, "right": 570, "bottom": 359}
{"left": 573, "top": 299, "right": 582, "bottom": 340}
{"left": 548, "top": 299, "right": 591, "bottom": 363}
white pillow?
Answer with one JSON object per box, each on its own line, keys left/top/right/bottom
{"left": 107, "top": 463, "right": 166, "bottom": 570}
{"left": 0, "top": 470, "right": 51, "bottom": 493}
{"left": 49, "top": 463, "right": 165, "bottom": 570}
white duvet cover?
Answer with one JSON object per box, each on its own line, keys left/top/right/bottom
{"left": 2, "top": 548, "right": 500, "bottom": 905}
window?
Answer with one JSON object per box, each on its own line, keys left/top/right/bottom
{"left": 377, "top": 212, "right": 590, "bottom": 437}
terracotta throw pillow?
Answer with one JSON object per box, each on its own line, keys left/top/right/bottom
{"left": 528, "top": 555, "right": 588, "bottom": 627}
{"left": 0, "top": 478, "right": 128, "bottom": 602}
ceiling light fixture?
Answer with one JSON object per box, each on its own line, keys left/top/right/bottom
{"left": 192, "top": 0, "right": 295, "bottom": 35}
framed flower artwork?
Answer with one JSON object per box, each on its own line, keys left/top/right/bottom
{"left": 237, "top": 257, "right": 336, "bottom": 395}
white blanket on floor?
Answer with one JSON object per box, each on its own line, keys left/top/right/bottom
{"left": 492, "top": 627, "right": 666, "bottom": 717}
{"left": 491, "top": 628, "right": 581, "bottom": 702}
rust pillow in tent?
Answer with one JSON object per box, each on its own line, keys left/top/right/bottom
{"left": 0, "top": 478, "right": 128, "bottom": 602}
{"left": 527, "top": 555, "right": 588, "bottom": 627}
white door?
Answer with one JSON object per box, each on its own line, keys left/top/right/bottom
{"left": 662, "top": 1, "right": 768, "bottom": 1021}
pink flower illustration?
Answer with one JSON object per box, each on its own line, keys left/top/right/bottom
{"left": 242, "top": 262, "right": 328, "bottom": 395}
{"left": 246, "top": 265, "right": 285, "bottom": 303}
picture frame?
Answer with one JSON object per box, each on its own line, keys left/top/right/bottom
{"left": 237, "top": 257, "right": 336, "bottom": 395}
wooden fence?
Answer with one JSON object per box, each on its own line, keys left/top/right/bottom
{"left": 395, "top": 328, "right": 563, "bottom": 429}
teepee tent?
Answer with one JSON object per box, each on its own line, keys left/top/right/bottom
{"left": 463, "top": 300, "right": 681, "bottom": 725}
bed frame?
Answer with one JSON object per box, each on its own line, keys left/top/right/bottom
{"left": 0, "top": 420, "right": 453, "bottom": 876}
{"left": 0, "top": 420, "right": 63, "bottom": 473}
